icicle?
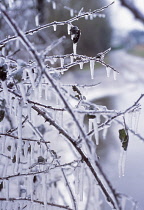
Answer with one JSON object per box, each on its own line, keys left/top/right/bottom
{"left": 5, "top": 179, "right": 9, "bottom": 200}
{"left": 42, "top": 173, "right": 47, "bottom": 210}
{"left": 30, "top": 142, "right": 35, "bottom": 163}
{"left": 28, "top": 69, "right": 35, "bottom": 90}
{"left": 35, "top": 14, "right": 39, "bottom": 26}
{"left": 118, "top": 149, "right": 127, "bottom": 177}
{"left": 128, "top": 111, "right": 133, "bottom": 129}
{"left": 53, "top": 23, "right": 57, "bottom": 31}
{"left": 89, "top": 118, "right": 93, "bottom": 132}
{"left": 23, "top": 68, "right": 27, "bottom": 81}
{"left": 74, "top": 166, "right": 80, "bottom": 195}
{"left": 79, "top": 62, "right": 84, "bottom": 69}
{"left": 10, "top": 94, "right": 14, "bottom": 113}
{"left": 17, "top": 101, "right": 22, "bottom": 145}
{"left": 79, "top": 162, "right": 85, "bottom": 201}
{"left": 27, "top": 103, "right": 32, "bottom": 121}
{"left": 95, "top": 184, "right": 103, "bottom": 210}
{"left": 52, "top": 1, "right": 56, "bottom": 9}
{"left": 44, "top": 85, "right": 48, "bottom": 100}
{"left": 90, "top": 14, "right": 93, "bottom": 20}
{"left": 29, "top": 175, "right": 34, "bottom": 201}
{"left": 70, "top": 55, "right": 74, "bottom": 63}
{"left": 113, "top": 71, "right": 117, "bottom": 80}
{"left": 38, "top": 82, "right": 42, "bottom": 98}
{"left": 13, "top": 97, "right": 18, "bottom": 117}
{"left": 133, "top": 110, "right": 140, "bottom": 134}
{"left": 70, "top": 9, "right": 74, "bottom": 17}
{"left": 16, "top": 38, "right": 20, "bottom": 49}
{"left": 8, "top": 0, "right": 14, "bottom": 8}
{"left": 96, "top": 114, "right": 101, "bottom": 124}
{"left": 2, "top": 157, "right": 9, "bottom": 177}
{"left": 73, "top": 43, "right": 77, "bottom": 55}
{"left": 15, "top": 101, "right": 23, "bottom": 172}
{"left": 24, "top": 140, "right": 29, "bottom": 158}
{"left": 85, "top": 14, "right": 89, "bottom": 20}
{"left": 18, "top": 82, "right": 27, "bottom": 103}
{"left": 121, "top": 197, "right": 127, "bottom": 210}
{"left": 2, "top": 46, "right": 5, "bottom": 56}
{"left": 67, "top": 23, "right": 72, "bottom": 35}
{"left": 93, "top": 117, "right": 99, "bottom": 145}
{"left": 106, "top": 66, "right": 111, "bottom": 78}
{"left": 53, "top": 57, "right": 57, "bottom": 63}
{"left": 60, "top": 57, "right": 64, "bottom": 67}
{"left": 90, "top": 59, "right": 95, "bottom": 79}
{"left": 2, "top": 81, "right": 9, "bottom": 103}
{"left": 11, "top": 140, "right": 15, "bottom": 160}
{"left": 102, "top": 125, "right": 108, "bottom": 140}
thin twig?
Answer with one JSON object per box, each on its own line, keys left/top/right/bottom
{"left": 0, "top": 198, "right": 72, "bottom": 210}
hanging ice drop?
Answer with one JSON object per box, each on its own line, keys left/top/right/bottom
{"left": 73, "top": 43, "right": 77, "bottom": 55}
{"left": 52, "top": 1, "right": 56, "bottom": 9}
{"left": 67, "top": 23, "right": 72, "bottom": 35}
{"left": 53, "top": 23, "right": 57, "bottom": 31}
{"left": 113, "top": 71, "right": 117, "bottom": 80}
{"left": 90, "top": 59, "right": 95, "bottom": 79}
{"left": 106, "top": 66, "right": 111, "bottom": 78}
{"left": 60, "top": 57, "right": 64, "bottom": 67}
{"left": 79, "top": 62, "right": 84, "bottom": 69}
{"left": 35, "top": 14, "right": 39, "bottom": 26}
{"left": 70, "top": 9, "right": 74, "bottom": 17}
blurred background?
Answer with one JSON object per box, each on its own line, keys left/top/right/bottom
{"left": 0, "top": 0, "right": 144, "bottom": 209}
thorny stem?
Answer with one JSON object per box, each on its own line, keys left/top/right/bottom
{"left": 0, "top": 160, "right": 79, "bottom": 180}
{"left": 0, "top": 4, "right": 121, "bottom": 209}
{"left": 32, "top": 105, "right": 121, "bottom": 210}
{"left": 0, "top": 133, "right": 50, "bottom": 144}
{"left": 0, "top": 198, "right": 72, "bottom": 210}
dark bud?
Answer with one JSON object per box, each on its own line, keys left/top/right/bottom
{"left": 0, "top": 182, "right": 3, "bottom": 192}
{"left": 38, "top": 156, "right": 45, "bottom": 163}
{"left": 33, "top": 175, "right": 37, "bottom": 183}
{"left": 0, "top": 110, "right": 5, "bottom": 122}
{"left": 96, "top": 53, "right": 104, "bottom": 61}
{"left": 88, "top": 114, "right": 96, "bottom": 119}
{"left": 70, "top": 26, "right": 81, "bottom": 44}
{"left": 0, "top": 64, "right": 7, "bottom": 81}
{"left": 7, "top": 82, "right": 14, "bottom": 89}
{"left": 7, "top": 145, "right": 11, "bottom": 151}
{"left": 12, "top": 155, "right": 16, "bottom": 163}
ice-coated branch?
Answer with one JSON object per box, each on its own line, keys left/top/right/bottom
{"left": 0, "top": 133, "right": 50, "bottom": 144}
{"left": 32, "top": 104, "right": 121, "bottom": 210}
{"left": 0, "top": 197, "right": 72, "bottom": 210}
{"left": 0, "top": 2, "right": 114, "bottom": 45}
{"left": 99, "top": 94, "right": 144, "bottom": 130}
{"left": 0, "top": 160, "right": 79, "bottom": 181}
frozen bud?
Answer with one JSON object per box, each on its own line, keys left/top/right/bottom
{"left": 70, "top": 26, "right": 81, "bottom": 44}
{"left": 38, "top": 156, "right": 46, "bottom": 163}
{"left": 0, "top": 110, "right": 5, "bottom": 122}
{"left": 11, "top": 68, "right": 23, "bottom": 83}
{"left": 0, "top": 64, "right": 7, "bottom": 81}
{"left": 96, "top": 53, "right": 104, "bottom": 61}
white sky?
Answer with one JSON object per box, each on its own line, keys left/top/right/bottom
{"left": 109, "top": 0, "right": 144, "bottom": 32}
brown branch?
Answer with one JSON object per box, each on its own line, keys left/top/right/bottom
{"left": 119, "top": 0, "right": 144, "bottom": 23}
{"left": 0, "top": 198, "right": 72, "bottom": 210}
{"left": 32, "top": 105, "right": 121, "bottom": 210}
{"left": 0, "top": 5, "right": 121, "bottom": 209}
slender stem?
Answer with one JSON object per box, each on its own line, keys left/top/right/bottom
{"left": 0, "top": 198, "right": 72, "bottom": 210}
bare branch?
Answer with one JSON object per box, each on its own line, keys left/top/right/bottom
{"left": 119, "top": 0, "right": 144, "bottom": 23}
